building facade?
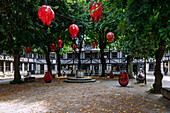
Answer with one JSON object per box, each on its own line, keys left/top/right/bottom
{"left": 0, "top": 46, "right": 170, "bottom": 76}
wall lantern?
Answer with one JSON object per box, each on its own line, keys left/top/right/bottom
{"left": 57, "top": 39, "right": 62, "bottom": 48}
{"left": 38, "top": 5, "right": 55, "bottom": 26}
{"left": 92, "top": 41, "right": 97, "bottom": 48}
{"left": 89, "top": 2, "right": 103, "bottom": 22}
{"left": 106, "top": 32, "right": 114, "bottom": 42}
{"left": 25, "top": 47, "right": 31, "bottom": 54}
{"left": 71, "top": 44, "right": 77, "bottom": 50}
{"left": 69, "top": 24, "right": 79, "bottom": 38}
{"left": 50, "top": 43, "right": 56, "bottom": 52}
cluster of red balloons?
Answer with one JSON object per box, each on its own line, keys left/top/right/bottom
{"left": 89, "top": 2, "right": 104, "bottom": 22}
{"left": 38, "top": 5, "right": 54, "bottom": 26}
{"left": 92, "top": 41, "right": 97, "bottom": 48}
{"left": 25, "top": 47, "right": 31, "bottom": 54}
{"left": 71, "top": 44, "right": 78, "bottom": 50}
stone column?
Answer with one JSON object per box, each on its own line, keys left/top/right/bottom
{"left": 3, "top": 61, "right": 6, "bottom": 74}
{"left": 168, "top": 61, "right": 170, "bottom": 75}
{"left": 27, "top": 63, "right": 29, "bottom": 71}
{"left": 22, "top": 63, "right": 24, "bottom": 72}
{"left": 161, "top": 62, "right": 164, "bottom": 74}
{"left": 11, "top": 62, "right": 13, "bottom": 73}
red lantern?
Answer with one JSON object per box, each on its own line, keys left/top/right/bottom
{"left": 44, "top": 72, "right": 53, "bottom": 83}
{"left": 25, "top": 47, "right": 31, "bottom": 54}
{"left": 69, "top": 24, "right": 79, "bottom": 38}
{"left": 89, "top": 2, "right": 104, "bottom": 22}
{"left": 57, "top": 39, "right": 62, "bottom": 48}
{"left": 50, "top": 43, "right": 56, "bottom": 52}
{"left": 92, "top": 41, "right": 97, "bottom": 48}
{"left": 118, "top": 72, "right": 129, "bottom": 86}
{"left": 71, "top": 44, "right": 77, "bottom": 50}
{"left": 106, "top": 32, "right": 114, "bottom": 42}
{"left": 38, "top": 5, "right": 55, "bottom": 26}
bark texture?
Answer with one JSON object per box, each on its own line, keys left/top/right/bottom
{"left": 44, "top": 48, "right": 52, "bottom": 75}
{"left": 57, "top": 49, "right": 61, "bottom": 77}
{"left": 127, "top": 55, "right": 134, "bottom": 79}
{"left": 153, "top": 41, "right": 166, "bottom": 93}
{"left": 11, "top": 49, "right": 21, "bottom": 82}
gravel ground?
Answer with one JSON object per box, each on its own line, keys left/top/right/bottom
{"left": 0, "top": 78, "right": 170, "bottom": 113}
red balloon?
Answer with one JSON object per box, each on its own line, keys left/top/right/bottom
{"left": 50, "top": 43, "right": 56, "bottom": 52}
{"left": 89, "top": 2, "right": 104, "bottom": 22}
{"left": 106, "top": 32, "right": 114, "bottom": 42}
{"left": 38, "top": 5, "right": 55, "bottom": 26}
{"left": 57, "top": 39, "right": 62, "bottom": 48}
{"left": 92, "top": 41, "right": 97, "bottom": 48}
{"left": 69, "top": 24, "right": 79, "bottom": 38}
{"left": 118, "top": 72, "right": 129, "bottom": 86}
{"left": 44, "top": 72, "right": 53, "bottom": 83}
{"left": 71, "top": 44, "right": 77, "bottom": 50}
{"left": 25, "top": 47, "right": 31, "bottom": 54}
{"left": 109, "top": 71, "right": 114, "bottom": 78}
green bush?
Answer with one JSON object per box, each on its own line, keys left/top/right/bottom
{"left": 149, "top": 86, "right": 154, "bottom": 93}
{"left": 10, "top": 79, "right": 25, "bottom": 84}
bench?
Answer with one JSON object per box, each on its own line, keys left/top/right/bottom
{"left": 24, "top": 77, "right": 35, "bottom": 82}
{"left": 161, "top": 87, "right": 170, "bottom": 100}
{"left": 67, "top": 74, "right": 75, "bottom": 77}
{"left": 136, "top": 77, "right": 144, "bottom": 83}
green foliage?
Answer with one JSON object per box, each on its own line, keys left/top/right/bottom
{"left": 115, "top": 0, "right": 169, "bottom": 59}
{"left": 149, "top": 86, "right": 154, "bottom": 93}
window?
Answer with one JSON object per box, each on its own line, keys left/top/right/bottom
{"left": 38, "top": 54, "right": 43, "bottom": 59}
{"left": 6, "top": 62, "right": 10, "bottom": 71}
{"left": 122, "top": 52, "right": 125, "bottom": 58}
{"left": 60, "top": 54, "right": 63, "bottom": 58}
{"left": 112, "top": 52, "right": 117, "bottom": 58}
{"left": 149, "top": 63, "right": 154, "bottom": 71}
{"left": 104, "top": 52, "right": 109, "bottom": 58}
{"left": 29, "top": 54, "right": 32, "bottom": 58}
{"left": 85, "top": 53, "right": 91, "bottom": 59}
{"left": 24, "top": 63, "right": 27, "bottom": 71}
{"left": 68, "top": 53, "right": 73, "bottom": 59}
{"left": 85, "top": 41, "right": 91, "bottom": 47}
{"left": 50, "top": 53, "right": 55, "bottom": 59}
{"left": 0, "top": 62, "right": 3, "bottom": 72}
{"left": 92, "top": 53, "right": 98, "bottom": 58}
{"left": 52, "top": 65, "right": 56, "bottom": 70}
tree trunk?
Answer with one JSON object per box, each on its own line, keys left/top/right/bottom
{"left": 12, "top": 50, "right": 21, "bottom": 83}
{"left": 77, "top": 34, "right": 83, "bottom": 70}
{"left": 144, "top": 57, "right": 147, "bottom": 84}
{"left": 45, "top": 50, "right": 52, "bottom": 75}
{"left": 78, "top": 41, "right": 82, "bottom": 69}
{"left": 57, "top": 49, "right": 61, "bottom": 77}
{"left": 127, "top": 55, "right": 134, "bottom": 78}
{"left": 153, "top": 40, "right": 166, "bottom": 93}
{"left": 100, "top": 47, "right": 106, "bottom": 77}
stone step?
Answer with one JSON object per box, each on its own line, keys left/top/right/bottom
{"left": 64, "top": 77, "right": 96, "bottom": 83}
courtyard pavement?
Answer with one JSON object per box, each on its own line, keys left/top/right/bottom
{"left": 0, "top": 74, "right": 170, "bottom": 113}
